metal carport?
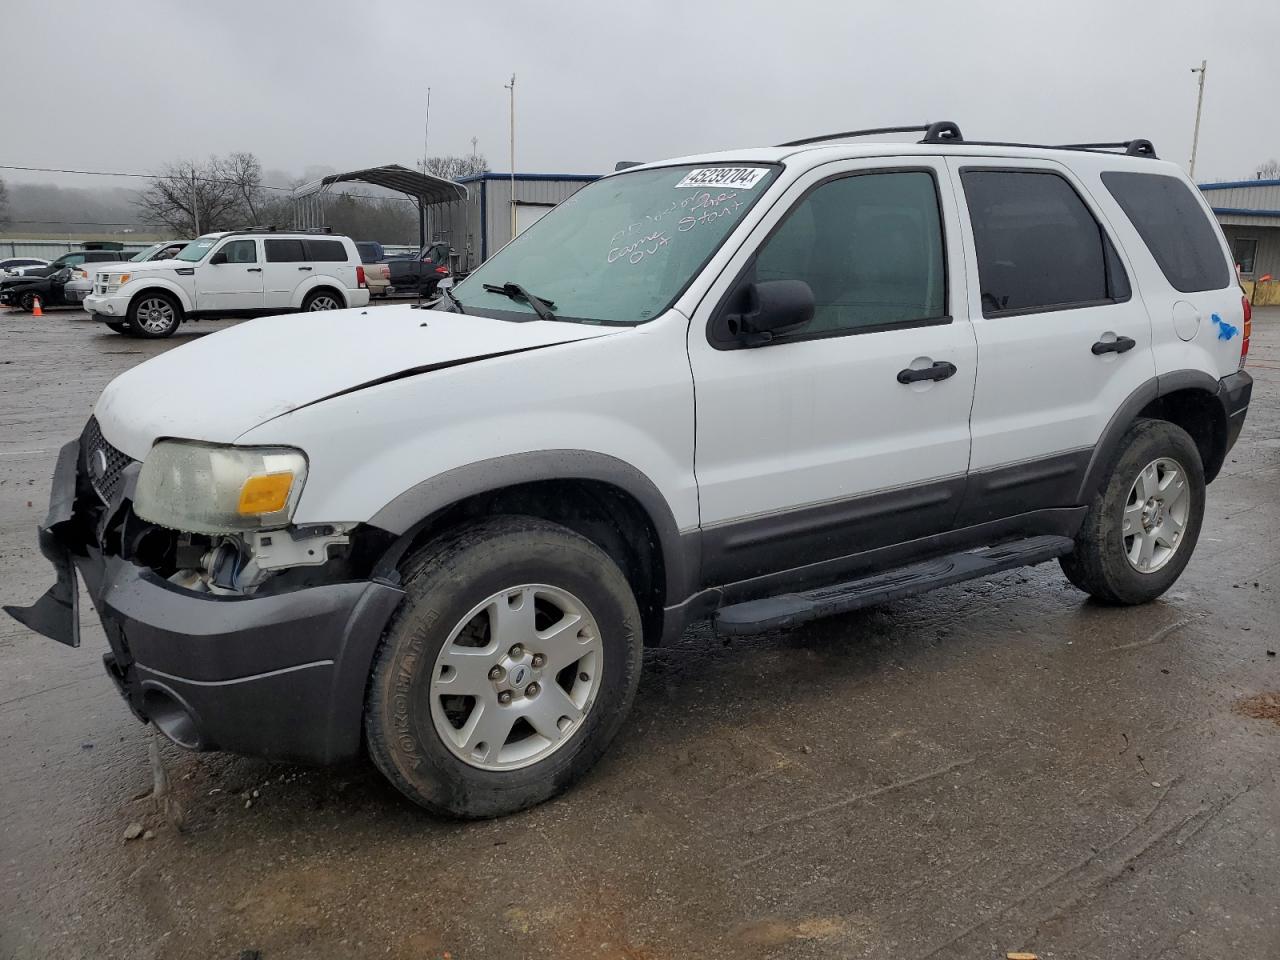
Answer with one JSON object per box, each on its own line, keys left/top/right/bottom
{"left": 291, "top": 164, "right": 469, "bottom": 248}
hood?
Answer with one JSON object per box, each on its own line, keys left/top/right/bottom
{"left": 98, "top": 259, "right": 180, "bottom": 277}
{"left": 94, "top": 306, "right": 620, "bottom": 459}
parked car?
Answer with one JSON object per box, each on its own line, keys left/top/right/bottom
{"left": 356, "top": 241, "right": 392, "bottom": 298}
{"left": 83, "top": 229, "right": 371, "bottom": 337}
{"left": 0, "top": 266, "right": 74, "bottom": 310}
{"left": 0, "top": 257, "right": 50, "bottom": 278}
{"left": 10, "top": 249, "right": 124, "bottom": 281}
{"left": 385, "top": 240, "right": 453, "bottom": 297}
{"left": 6, "top": 122, "right": 1253, "bottom": 819}
{"left": 62, "top": 240, "right": 191, "bottom": 305}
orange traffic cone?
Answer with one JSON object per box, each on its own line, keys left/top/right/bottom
{"left": 31, "top": 296, "right": 43, "bottom": 317}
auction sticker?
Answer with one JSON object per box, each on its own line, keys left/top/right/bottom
{"left": 675, "top": 167, "right": 770, "bottom": 190}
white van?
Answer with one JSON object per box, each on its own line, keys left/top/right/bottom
{"left": 8, "top": 122, "right": 1254, "bottom": 818}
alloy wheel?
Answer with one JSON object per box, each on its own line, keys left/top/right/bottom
{"left": 429, "top": 584, "right": 604, "bottom": 771}
{"left": 1122, "top": 456, "right": 1190, "bottom": 573}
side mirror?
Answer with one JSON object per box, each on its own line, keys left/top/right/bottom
{"left": 209, "top": 250, "right": 228, "bottom": 265}
{"left": 726, "top": 279, "right": 815, "bottom": 346}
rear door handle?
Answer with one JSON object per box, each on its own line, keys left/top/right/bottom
{"left": 246, "top": 267, "right": 262, "bottom": 273}
{"left": 897, "top": 361, "right": 957, "bottom": 384}
{"left": 1092, "top": 335, "right": 1136, "bottom": 355}
{"left": 298, "top": 266, "right": 312, "bottom": 271}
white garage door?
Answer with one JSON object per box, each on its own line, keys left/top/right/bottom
{"left": 514, "top": 204, "right": 551, "bottom": 236}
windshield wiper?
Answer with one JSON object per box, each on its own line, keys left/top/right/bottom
{"left": 482, "top": 282, "right": 557, "bottom": 322}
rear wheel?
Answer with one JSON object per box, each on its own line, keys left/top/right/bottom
{"left": 365, "top": 516, "right": 643, "bottom": 818}
{"left": 302, "top": 289, "right": 343, "bottom": 311}
{"left": 128, "top": 292, "right": 182, "bottom": 338}
{"left": 1061, "top": 419, "right": 1205, "bottom": 605}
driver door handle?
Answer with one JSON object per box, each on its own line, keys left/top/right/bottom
{"left": 246, "top": 267, "right": 262, "bottom": 273}
{"left": 1092, "top": 335, "right": 1136, "bottom": 355}
{"left": 298, "top": 266, "right": 312, "bottom": 271}
{"left": 897, "top": 361, "right": 957, "bottom": 384}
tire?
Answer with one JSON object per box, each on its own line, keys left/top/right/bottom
{"left": 302, "top": 289, "right": 344, "bottom": 311}
{"left": 18, "top": 292, "right": 36, "bottom": 312}
{"left": 127, "top": 291, "right": 182, "bottom": 338}
{"left": 365, "top": 516, "right": 644, "bottom": 818}
{"left": 1060, "top": 418, "right": 1205, "bottom": 605}
{"left": 419, "top": 279, "right": 439, "bottom": 299}
{"left": 106, "top": 321, "right": 134, "bottom": 335}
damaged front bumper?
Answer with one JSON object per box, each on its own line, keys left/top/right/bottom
{"left": 4, "top": 432, "right": 404, "bottom": 764}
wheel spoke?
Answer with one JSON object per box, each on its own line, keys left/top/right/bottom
{"left": 458, "top": 701, "right": 516, "bottom": 762}
{"left": 1135, "top": 464, "right": 1157, "bottom": 501}
{"left": 1122, "top": 499, "right": 1145, "bottom": 534}
{"left": 1135, "top": 531, "right": 1156, "bottom": 569}
{"left": 523, "top": 683, "right": 584, "bottom": 742}
{"left": 434, "top": 646, "right": 497, "bottom": 694}
{"left": 1162, "top": 478, "right": 1189, "bottom": 512}
{"left": 487, "top": 588, "right": 536, "bottom": 650}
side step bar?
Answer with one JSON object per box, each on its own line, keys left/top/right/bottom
{"left": 714, "top": 535, "right": 1074, "bottom": 636}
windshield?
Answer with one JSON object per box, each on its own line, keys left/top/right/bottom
{"left": 176, "top": 235, "right": 219, "bottom": 262}
{"left": 456, "top": 163, "right": 780, "bottom": 324}
{"left": 129, "top": 243, "right": 167, "bottom": 263}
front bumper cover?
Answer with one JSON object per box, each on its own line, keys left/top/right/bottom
{"left": 4, "top": 435, "right": 404, "bottom": 764}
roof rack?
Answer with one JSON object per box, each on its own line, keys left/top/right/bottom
{"left": 778, "top": 121, "right": 962, "bottom": 148}
{"left": 1056, "top": 139, "right": 1157, "bottom": 158}
{"left": 778, "top": 122, "right": 1158, "bottom": 159}
{"left": 229, "top": 225, "right": 334, "bottom": 235}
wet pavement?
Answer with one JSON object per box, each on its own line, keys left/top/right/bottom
{"left": 1, "top": 306, "right": 1277, "bottom": 960}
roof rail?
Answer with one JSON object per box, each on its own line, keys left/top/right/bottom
{"left": 1056, "top": 139, "right": 1157, "bottom": 158}
{"left": 229, "top": 225, "right": 334, "bottom": 235}
{"left": 777, "top": 121, "right": 964, "bottom": 148}
{"left": 777, "top": 123, "right": 1157, "bottom": 160}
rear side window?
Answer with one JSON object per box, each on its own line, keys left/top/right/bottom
{"left": 1101, "top": 171, "right": 1231, "bottom": 293}
{"left": 265, "top": 239, "right": 306, "bottom": 263}
{"left": 305, "top": 239, "right": 348, "bottom": 262}
{"left": 748, "top": 170, "right": 947, "bottom": 337}
{"left": 962, "top": 170, "right": 1130, "bottom": 316}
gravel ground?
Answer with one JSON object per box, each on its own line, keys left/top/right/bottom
{"left": 1, "top": 305, "right": 1277, "bottom": 960}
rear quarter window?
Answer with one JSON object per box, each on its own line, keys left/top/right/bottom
{"left": 1100, "top": 171, "right": 1231, "bottom": 293}
{"left": 305, "top": 239, "right": 349, "bottom": 262}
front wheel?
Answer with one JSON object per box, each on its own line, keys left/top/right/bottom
{"left": 1061, "top": 419, "right": 1205, "bottom": 605}
{"left": 365, "top": 516, "right": 643, "bottom": 818}
{"left": 18, "top": 292, "right": 37, "bottom": 312}
{"left": 128, "top": 292, "right": 182, "bottom": 338}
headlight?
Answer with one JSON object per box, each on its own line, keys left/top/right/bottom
{"left": 135, "top": 440, "right": 308, "bottom": 533}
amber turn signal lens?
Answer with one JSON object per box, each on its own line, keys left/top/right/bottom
{"left": 237, "top": 472, "right": 294, "bottom": 515}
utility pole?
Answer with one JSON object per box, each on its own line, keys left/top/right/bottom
{"left": 423, "top": 87, "right": 432, "bottom": 175}
{"left": 191, "top": 169, "right": 200, "bottom": 235}
{"left": 471, "top": 136, "right": 478, "bottom": 162}
{"left": 1189, "top": 59, "right": 1207, "bottom": 180}
{"left": 505, "top": 73, "right": 516, "bottom": 239}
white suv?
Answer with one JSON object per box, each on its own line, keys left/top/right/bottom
{"left": 8, "top": 122, "right": 1254, "bottom": 819}
{"left": 84, "top": 229, "right": 371, "bottom": 337}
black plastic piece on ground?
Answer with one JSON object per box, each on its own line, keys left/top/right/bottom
{"left": 714, "top": 535, "right": 1075, "bottom": 635}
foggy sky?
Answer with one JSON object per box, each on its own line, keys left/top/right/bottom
{"left": 3, "top": 0, "right": 1278, "bottom": 188}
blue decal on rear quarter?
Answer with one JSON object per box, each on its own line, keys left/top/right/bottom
{"left": 1211, "top": 313, "right": 1239, "bottom": 340}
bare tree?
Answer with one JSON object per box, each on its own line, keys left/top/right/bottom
{"left": 136, "top": 153, "right": 269, "bottom": 234}
{"left": 213, "top": 151, "right": 267, "bottom": 223}
{"left": 424, "top": 154, "right": 489, "bottom": 181}
{"left": 0, "top": 176, "right": 9, "bottom": 228}
{"left": 1255, "top": 158, "right": 1280, "bottom": 180}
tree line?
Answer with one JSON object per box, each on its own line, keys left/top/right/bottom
{"left": 0, "top": 151, "right": 489, "bottom": 244}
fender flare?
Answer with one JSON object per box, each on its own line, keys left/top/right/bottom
{"left": 1076, "top": 370, "right": 1225, "bottom": 500}
{"left": 291, "top": 275, "right": 348, "bottom": 310}
{"left": 125, "top": 278, "right": 194, "bottom": 314}
{"left": 368, "top": 449, "right": 694, "bottom": 602}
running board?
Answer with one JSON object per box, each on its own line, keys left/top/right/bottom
{"left": 714, "top": 535, "right": 1074, "bottom": 636}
